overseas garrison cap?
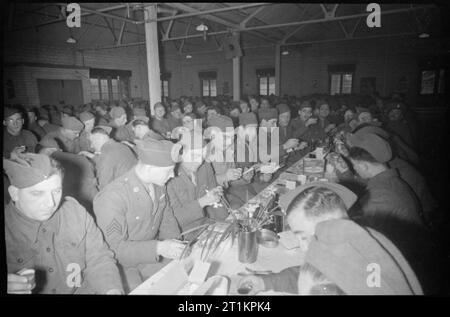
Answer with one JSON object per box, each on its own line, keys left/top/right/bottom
{"left": 279, "top": 181, "right": 357, "bottom": 213}
{"left": 4, "top": 107, "right": 21, "bottom": 119}
{"left": 207, "top": 114, "right": 234, "bottom": 132}
{"left": 276, "top": 103, "right": 290, "bottom": 115}
{"left": 94, "top": 125, "right": 113, "bottom": 135}
{"left": 347, "top": 132, "right": 392, "bottom": 163}
{"left": 133, "top": 108, "right": 149, "bottom": 122}
{"left": 352, "top": 124, "right": 390, "bottom": 139}
{"left": 238, "top": 112, "right": 258, "bottom": 126}
{"left": 299, "top": 101, "right": 313, "bottom": 110}
{"left": 305, "top": 219, "right": 423, "bottom": 295}
{"left": 3, "top": 153, "right": 55, "bottom": 188}
{"left": 39, "top": 137, "right": 61, "bottom": 150}
{"left": 385, "top": 102, "right": 406, "bottom": 114}
{"left": 258, "top": 108, "right": 278, "bottom": 122}
{"left": 61, "top": 116, "right": 84, "bottom": 132}
{"left": 110, "top": 106, "right": 126, "bottom": 119}
{"left": 79, "top": 111, "right": 95, "bottom": 122}
{"left": 135, "top": 138, "right": 181, "bottom": 167}
{"left": 355, "top": 107, "right": 372, "bottom": 115}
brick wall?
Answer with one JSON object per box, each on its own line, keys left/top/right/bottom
{"left": 3, "top": 36, "right": 446, "bottom": 106}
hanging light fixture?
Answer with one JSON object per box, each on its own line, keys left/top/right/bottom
{"left": 418, "top": 32, "right": 430, "bottom": 39}
{"left": 66, "top": 29, "right": 77, "bottom": 44}
{"left": 195, "top": 22, "right": 208, "bottom": 32}
{"left": 281, "top": 49, "right": 289, "bottom": 55}
{"left": 186, "top": 54, "right": 192, "bottom": 59}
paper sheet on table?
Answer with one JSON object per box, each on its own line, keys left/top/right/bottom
{"left": 246, "top": 244, "right": 305, "bottom": 273}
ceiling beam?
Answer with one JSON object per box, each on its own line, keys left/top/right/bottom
{"left": 164, "top": 3, "right": 279, "bottom": 44}
{"left": 55, "top": 3, "right": 138, "bottom": 25}
{"left": 102, "top": 17, "right": 117, "bottom": 42}
{"left": 281, "top": 11, "right": 323, "bottom": 44}
{"left": 320, "top": 4, "right": 339, "bottom": 19}
{"left": 79, "top": 31, "right": 420, "bottom": 53}
{"left": 162, "top": 10, "right": 178, "bottom": 40}
{"left": 239, "top": 6, "right": 267, "bottom": 27}
{"left": 141, "top": 3, "right": 271, "bottom": 23}
{"left": 12, "top": 4, "right": 132, "bottom": 31}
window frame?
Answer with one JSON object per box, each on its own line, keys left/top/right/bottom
{"left": 328, "top": 64, "right": 355, "bottom": 95}
{"left": 256, "top": 68, "right": 275, "bottom": 96}
{"left": 199, "top": 71, "right": 218, "bottom": 97}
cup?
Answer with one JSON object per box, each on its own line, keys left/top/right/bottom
{"left": 238, "top": 230, "right": 258, "bottom": 264}
{"left": 17, "top": 268, "right": 36, "bottom": 290}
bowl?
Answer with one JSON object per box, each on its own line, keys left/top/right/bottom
{"left": 257, "top": 229, "right": 279, "bottom": 248}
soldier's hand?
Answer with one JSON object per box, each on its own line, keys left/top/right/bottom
{"left": 236, "top": 275, "right": 265, "bottom": 295}
{"left": 335, "top": 155, "right": 349, "bottom": 173}
{"left": 282, "top": 138, "right": 299, "bottom": 150}
{"left": 157, "top": 239, "right": 187, "bottom": 259}
{"left": 325, "top": 123, "right": 336, "bottom": 133}
{"left": 298, "top": 141, "right": 308, "bottom": 150}
{"left": 10, "top": 146, "right": 26, "bottom": 160}
{"left": 7, "top": 273, "right": 35, "bottom": 294}
{"left": 78, "top": 151, "right": 95, "bottom": 159}
{"left": 305, "top": 118, "right": 318, "bottom": 127}
{"left": 198, "top": 190, "right": 221, "bottom": 208}
{"left": 242, "top": 167, "right": 254, "bottom": 182}
{"left": 260, "top": 173, "right": 272, "bottom": 183}
{"left": 226, "top": 168, "right": 242, "bottom": 181}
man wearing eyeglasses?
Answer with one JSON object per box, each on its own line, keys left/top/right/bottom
{"left": 3, "top": 106, "right": 38, "bottom": 158}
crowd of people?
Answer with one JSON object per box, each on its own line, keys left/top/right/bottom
{"left": 3, "top": 90, "right": 445, "bottom": 295}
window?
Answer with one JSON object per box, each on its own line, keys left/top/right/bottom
{"left": 199, "top": 71, "right": 217, "bottom": 97}
{"left": 89, "top": 68, "right": 132, "bottom": 101}
{"left": 257, "top": 68, "right": 275, "bottom": 96}
{"left": 161, "top": 73, "right": 171, "bottom": 98}
{"left": 420, "top": 68, "right": 445, "bottom": 95}
{"left": 328, "top": 64, "right": 355, "bottom": 95}
{"left": 90, "top": 78, "right": 101, "bottom": 100}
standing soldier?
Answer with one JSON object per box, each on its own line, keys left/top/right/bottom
{"left": 77, "top": 111, "right": 96, "bottom": 153}
{"left": 3, "top": 106, "right": 38, "bottom": 158}
{"left": 4, "top": 153, "right": 123, "bottom": 294}
{"left": 93, "top": 138, "right": 185, "bottom": 293}
{"left": 25, "top": 106, "right": 46, "bottom": 140}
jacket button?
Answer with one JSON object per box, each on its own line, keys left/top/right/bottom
{"left": 46, "top": 247, "right": 51, "bottom": 252}
{"left": 48, "top": 267, "right": 54, "bottom": 273}
{"left": 17, "top": 258, "right": 23, "bottom": 263}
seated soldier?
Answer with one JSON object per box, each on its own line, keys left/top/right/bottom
{"left": 77, "top": 111, "right": 96, "bottom": 153}
{"left": 385, "top": 102, "right": 418, "bottom": 151}
{"left": 88, "top": 127, "right": 137, "bottom": 190}
{"left": 109, "top": 106, "right": 134, "bottom": 143}
{"left": 93, "top": 138, "right": 185, "bottom": 293}
{"left": 4, "top": 153, "right": 123, "bottom": 294}
{"left": 43, "top": 116, "right": 84, "bottom": 154}
{"left": 94, "top": 103, "right": 111, "bottom": 126}
{"left": 351, "top": 125, "right": 438, "bottom": 227}
{"left": 167, "top": 131, "right": 228, "bottom": 231}
{"left": 346, "top": 132, "right": 423, "bottom": 225}
{"left": 38, "top": 138, "right": 98, "bottom": 213}
{"left": 237, "top": 183, "right": 423, "bottom": 295}
{"left": 132, "top": 119, "right": 164, "bottom": 141}
{"left": 182, "top": 100, "right": 194, "bottom": 114}
{"left": 151, "top": 102, "right": 172, "bottom": 139}
{"left": 24, "top": 106, "right": 46, "bottom": 140}
{"left": 37, "top": 113, "right": 60, "bottom": 135}
{"left": 206, "top": 114, "right": 256, "bottom": 209}
{"left": 290, "top": 101, "right": 323, "bottom": 144}
{"left": 167, "top": 103, "right": 183, "bottom": 131}
{"left": 3, "top": 106, "right": 38, "bottom": 158}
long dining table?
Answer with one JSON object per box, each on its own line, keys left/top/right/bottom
{"left": 130, "top": 148, "right": 333, "bottom": 295}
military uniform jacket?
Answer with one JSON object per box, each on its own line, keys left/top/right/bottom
{"left": 388, "top": 157, "right": 437, "bottom": 215}
{"left": 151, "top": 117, "right": 171, "bottom": 136}
{"left": 5, "top": 198, "right": 123, "bottom": 294}
{"left": 28, "top": 121, "right": 47, "bottom": 140}
{"left": 94, "top": 139, "right": 137, "bottom": 190}
{"left": 78, "top": 131, "right": 93, "bottom": 152}
{"left": 111, "top": 123, "right": 135, "bottom": 143}
{"left": 44, "top": 129, "right": 81, "bottom": 154}
{"left": 3, "top": 129, "right": 38, "bottom": 158}
{"left": 167, "top": 163, "right": 228, "bottom": 230}
{"left": 359, "top": 168, "right": 423, "bottom": 225}
{"left": 93, "top": 168, "right": 181, "bottom": 268}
